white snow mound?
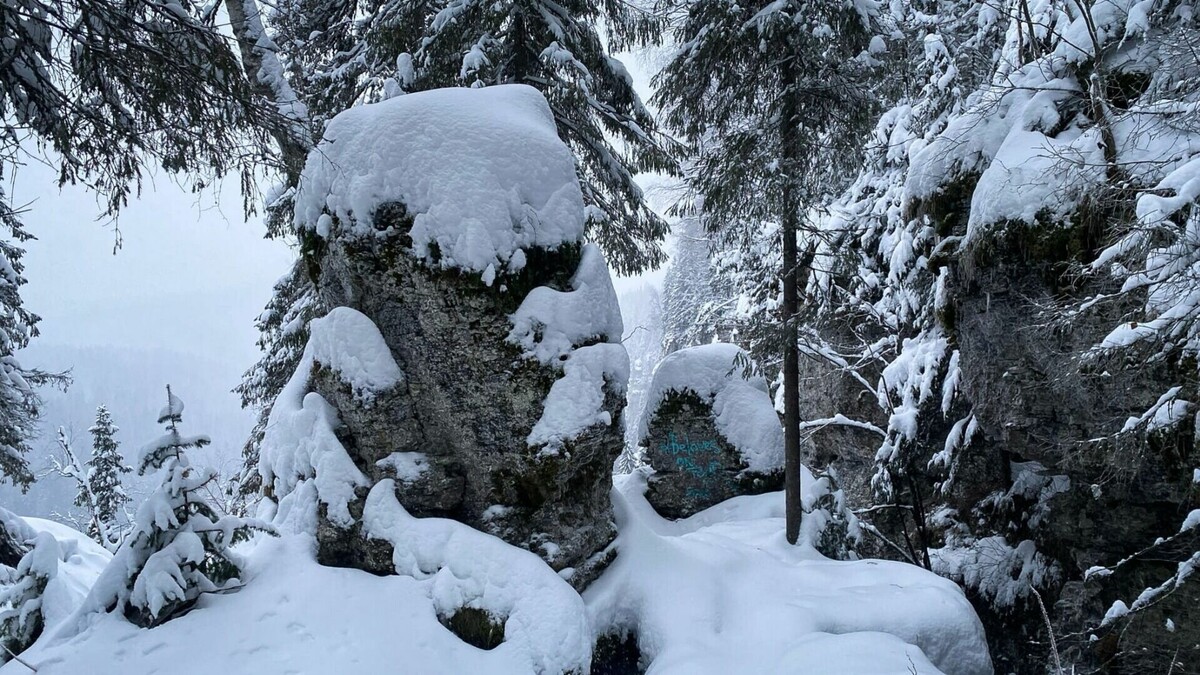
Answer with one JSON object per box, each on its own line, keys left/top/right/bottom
{"left": 294, "top": 85, "right": 586, "bottom": 276}
{"left": 638, "top": 343, "right": 783, "bottom": 474}
{"left": 3, "top": 483, "right": 992, "bottom": 675}
{"left": 5, "top": 517, "right": 112, "bottom": 634}
{"left": 362, "top": 481, "right": 592, "bottom": 673}
{"left": 306, "top": 306, "right": 404, "bottom": 402}
{"left": 5, "top": 534, "right": 584, "bottom": 675}
{"left": 585, "top": 473, "right": 994, "bottom": 675}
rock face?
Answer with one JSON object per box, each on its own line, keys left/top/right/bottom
{"left": 263, "top": 86, "right": 629, "bottom": 591}
{"left": 809, "top": 208, "right": 1200, "bottom": 673}
{"left": 309, "top": 224, "right": 625, "bottom": 588}
{"left": 949, "top": 231, "right": 1199, "bottom": 673}
{"left": 638, "top": 344, "right": 784, "bottom": 519}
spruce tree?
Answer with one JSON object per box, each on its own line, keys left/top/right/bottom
{"left": 234, "top": 263, "right": 323, "bottom": 499}
{"left": 661, "top": 218, "right": 737, "bottom": 354}
{"left": 653, "top": 0, "right": 882, "bottom": 542}
{"left": 0, "top": 0, "right": 296, "bottom": 546}
{"left": 84, "top": 406, "right": 132, "bottom": 546}
{"left": 111, "top": 386, "right": 269, "bottom": 627}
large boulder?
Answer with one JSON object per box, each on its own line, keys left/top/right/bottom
{"left": 637, "top": 344, "right": 784, "bottom": 519}
{"left": 261, "top": 85, "right": 628, "bottom": 590}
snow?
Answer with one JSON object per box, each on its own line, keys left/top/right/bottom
{"left": 1182, "top": 509, "right": 1200, "bottom": 533}
{"left": 306, "top": 307, "right": 404, "bottom": 403}
{"left": 376, "top": 452, "right": 429, "bottom": 482}
{"left": 362, "top": 481, "right": 592, "bottom": 673}
{"left": 932, "top": 534, "right": 1058, "bottom": 609}
{"left": 156, "top": 391, "right": 184, "bottom": 423}
{"left": 585, "top": 473, "right": 992, "bottom": 675}
{"left": 7, "top": 535, "right": 584, "bottom": 675}
{"left": 1103, "top": 600, "right": 1130, "bottom": 624}
{"left": 1119, "top": 387, "right": 1189, "bottom": 433}
{"left": 638, "top": 343, "right": 785, "bottom": 474}
{"left": 259, "top": 308, "right": 401, "bottom": 528}
{"left": 511, "top": 243, "right": 629, "bottom": 451}
{"left": 508, "top": 244, "right": 624, "bottom": 364}
{"left": 4, "top": 473, "right": 995, "bottom": 675}
{"left": 128, "top": 530, "right": 209, "bottom": 620}
{"left": 527, "top": 343, "right": 628, "bottom": 450}
{"left": 20, "top": 518, "right": 112, "bottom": 631}
{"left": 0, "top": 516, "right": 111, "bottom": 658}
{"left": 294, "top": 85, "right": 585, "bottom": 277}
{"left": 6, "top": 480, "right": 993, "bottom": 675}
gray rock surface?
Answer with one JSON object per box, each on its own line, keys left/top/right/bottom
{"left": 812, "top": 216, "right": 1200, "bottom": 673}
{"left": 640, "top": 390, "right": 783, "bottom": 519}
{"left": 303, "top": 204, "right": 625, "bottom": 590}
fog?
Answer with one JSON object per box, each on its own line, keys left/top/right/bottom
{"left": 0, "top": 159, "right": 294, "bottom": 519}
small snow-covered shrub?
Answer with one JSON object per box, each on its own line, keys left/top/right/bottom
{"left": 0, "top": 531, "right": 58, "bottom": 662}
{"left": 92, "top": 387, "right": 273, "bottom": 628}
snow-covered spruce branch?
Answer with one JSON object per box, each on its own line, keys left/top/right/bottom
{"left": 798, "top": 414, "right": 885, "bottom": 436}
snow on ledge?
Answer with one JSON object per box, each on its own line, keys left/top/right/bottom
{"left": 363, "top": 480, "right": 592, "bottom": 673}
{"left": 307, "top": 307, "right": 404, "bottom": 403}
{"left": 638, "top": 343, "right": 784, "bottom": 474}
{"left": 294, "top": 85, "right": 586, "bottom": 278}
{"left": 259, "top": 307, "right": 403, "bottom": 529}
{"left": 510, "top": 244, "right": 629, "bottom": 451}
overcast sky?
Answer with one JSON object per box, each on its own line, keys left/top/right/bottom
{"left": 14, "top": 160, "right": 295, "bottom": 361}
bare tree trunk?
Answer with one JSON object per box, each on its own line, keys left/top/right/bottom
{"left": 780, "top": 55, "right": 802, "bottom": 545}
{"left": 223, "top": 0, "right": 311, "bottom": 181}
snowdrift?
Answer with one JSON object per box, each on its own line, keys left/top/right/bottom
{"left": 4, "top": 480, "right": 990, "bottom": 674}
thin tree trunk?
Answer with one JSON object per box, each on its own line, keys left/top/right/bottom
{"left": 223, "top": 0, "right": 311, "bottom": 181}
{"left": 780, "top": 54, "right": 802, "bottom": 545}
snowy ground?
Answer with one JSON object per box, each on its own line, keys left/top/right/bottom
{"left": 588, "top": 473, "right": 991, "bottom": 675}
{"left": 5, "top": 478, "right": 989, "bottom": 674}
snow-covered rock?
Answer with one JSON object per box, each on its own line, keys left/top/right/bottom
{"left": 637, "top": 344, "right": 785, "bottom": 518}
{"left": 274, "top": 85, "right": 628, "bottom": 589}
{"left": 294, "top": 84, "right": 585, "bottom": 278}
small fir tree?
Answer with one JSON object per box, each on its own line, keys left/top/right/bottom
{"left": 0, "top": 531, "right": 58, "bottom": 665}
{"left": 114, "top": 386, "right": 270, "bottom": 627}
{"left": 84, "top": 406, "right": 132, "bottom": 546}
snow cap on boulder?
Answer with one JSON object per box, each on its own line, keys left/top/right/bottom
{"left": 294, "top": 85, "right": 586, "bottom": 279}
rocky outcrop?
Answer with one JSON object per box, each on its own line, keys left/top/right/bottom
{"left": 810, "top": 203, "right": 1200, "bottom": 673}
{"left": 260, "top": 86, "right": 629, "bottom": 591}
{"left": 307, "top": 222, "right": 625, "bottom": 588}
{"left": 949, "top": 225, "right": 1199, "bottom": 673}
